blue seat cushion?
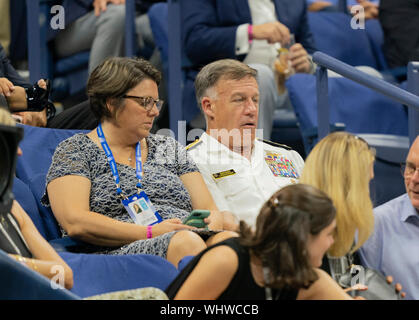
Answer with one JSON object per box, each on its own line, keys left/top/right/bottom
{"left": 60, "top": 252, "right": 179, "bottom": 298}
{"left": 12, "top": 177, "right": 48, "bottom": 239}
{"left": 0, "top": 249, "right": 79, "bottom": 300}
{"left": 54, "top": 51, "right": 90, "bottom": 76}
{"left": 16, "top": 125, "right": 87, "bottom": 185}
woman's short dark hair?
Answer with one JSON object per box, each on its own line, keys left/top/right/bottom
{"left": 87, "top": 57, "right": 161, "bottom": 121}
{"left": 239, "top": 183, "right": 336, "bottom": 290}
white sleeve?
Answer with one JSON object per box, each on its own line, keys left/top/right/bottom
{"left": 235, "top": 23, "right": 251, "bottom": 56}
{"left": 291, "top": 150, "right": 305, "bottom": 177}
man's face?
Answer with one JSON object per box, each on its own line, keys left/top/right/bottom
{"left": 404, "top": 137, "right": 419, "bottom": 210}
{"left": 205, "top": 76, "right": 259, "bottom": 148}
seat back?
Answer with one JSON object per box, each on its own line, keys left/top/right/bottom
{"left": 286, "top": 73, "right": 408, "bottom": 153}
{"left": 15, "top": 125, "right": 87, "bottom": 240}
{"left": 12, "top": 177, "right": 49, "bottom": 239}
{"left": 286, "top": 73, "right": 410, "bottom": 205}
{"left": 60, "top": 252, "right": 179, "bottom": 298}
{"left": 308, "top": 12, "right": 379, "bottom": 69}
{"left": 359, "top": 134, "right": 409, "bottom": 207}
{"left": 16, "top": 125, "right": 87, "bottom": 184}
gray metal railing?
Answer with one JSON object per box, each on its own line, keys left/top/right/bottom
{"left": 313, "top": 51, "right": 419, "bottom": 144}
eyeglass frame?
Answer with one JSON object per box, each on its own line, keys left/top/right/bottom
{"left": 123, "top": 95, "right": 164, "bottom": 111}
{"left": 401, "top": 162, "right": 419, "bottom": 178}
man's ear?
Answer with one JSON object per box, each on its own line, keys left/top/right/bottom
{"left": 201, "top": 97, "right": 215, "bottom": 120}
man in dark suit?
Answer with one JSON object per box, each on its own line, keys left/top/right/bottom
{"left": 180, "top": 0, "right": 317, "bottom": 139}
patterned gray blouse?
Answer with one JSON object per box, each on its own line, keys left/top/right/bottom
{"left": 41, "top": 133, "right": 199, "bottom": 258}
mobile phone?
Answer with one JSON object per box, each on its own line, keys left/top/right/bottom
{"left": 183, "top": 210, "right": 210, "bottom": 228}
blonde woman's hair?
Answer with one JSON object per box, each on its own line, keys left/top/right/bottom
{"left": 0, "top": 108, "right": 16, "bottom": 126}
{"left": 300, "top": 132, "right": 375, "bottom": 257}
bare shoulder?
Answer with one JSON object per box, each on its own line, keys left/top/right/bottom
{"left": 199, "top": 244, "right": 239, "bottom": 274}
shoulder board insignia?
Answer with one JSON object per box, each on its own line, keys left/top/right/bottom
{"left": 258, "top": 139, "right": 292, "bottom": 150}
{"left": 186, "top": 139, "right": 202, "bottom": 151}
{"left": 212, "top": 169, "right": 236, "bottom": 180}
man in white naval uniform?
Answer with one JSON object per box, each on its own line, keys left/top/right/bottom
{"left": 186, "top": 59, "right": 304, "bottom": 227}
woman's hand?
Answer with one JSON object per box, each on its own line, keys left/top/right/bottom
{"left": 151, "top": 218, "right": 195, "bottom": 237}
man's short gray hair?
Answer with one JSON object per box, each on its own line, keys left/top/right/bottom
{"left": 194, "top": 59, "right": 258, "bottom": 108}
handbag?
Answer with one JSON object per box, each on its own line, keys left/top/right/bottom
{"left": 328, "top": 254, "right": 401, "bottom": 300}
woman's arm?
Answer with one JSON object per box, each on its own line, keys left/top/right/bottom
{"left": 47, "top": 175, "right": 193, "bottom": 246}
{"left": 180, "top": 172, "right": 238, "bottom": 231}
{"left": 10, "top": 201, "right": 74, "bottom": 289}
{"left": 173, "top": 245, "right": 238, "bottom": 300}
{"left": 297, "top": 268, "right": 353, "bottom": 300}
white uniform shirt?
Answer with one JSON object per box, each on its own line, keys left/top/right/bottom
{"left": 187, "top": 133, "right": 305, "bottom": 226}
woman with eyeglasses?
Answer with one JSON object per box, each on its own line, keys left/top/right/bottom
{"left": 42, "top": 57, "right": 237, "bottom": 267}
{"left": 166, "top": 184, "right": 353, "bottom": 300}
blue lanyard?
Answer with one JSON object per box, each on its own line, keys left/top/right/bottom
{"left": 97, "top": 124, "right": 143, "bottom": 198}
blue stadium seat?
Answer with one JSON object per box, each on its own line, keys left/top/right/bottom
{"left": 308, "top": 12, "right": 379, "bottom": 69}
{"left": 15, "top": 125, "right": 88, "bottom": 243}
{"left": 13, "top": 177, "right": 50, "bottom": 240}
{"left": 26, "top": 0, "right": 137, "bottom": 101}
{"left": 286, "top": 73, "right": 410, "bottom": 206}
{"left": 60, "top": 251, "right": 179, "bottom": 298}
{"left": 308, "top": 11, "right": 406, "bottom": 81}
{"left": 1, "top": 247, "right": 178, "bottom": 299}
{"left": 0, "top": 249, "right": 79, "bottom": 300}
{"left": 286, "top": 73, "right": 408, "bottom": 155}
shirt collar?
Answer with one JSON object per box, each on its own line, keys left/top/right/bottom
{"left": 400, "top": 194, "right": 419, "bottom": 223}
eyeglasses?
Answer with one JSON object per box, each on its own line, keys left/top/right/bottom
{"left": 123, "top": 95, "right": 164, "bottom": 111}
{"left": 401, "top": 163, "right": 419, "bottom": 177}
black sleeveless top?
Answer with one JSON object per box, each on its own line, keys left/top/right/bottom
{"left": 166, "top": 237, "right": 298, "bottom": 300}
{"left": 0, "top": 212, "right": 32, "bottom": 258}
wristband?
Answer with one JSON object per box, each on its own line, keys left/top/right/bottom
{"left": 146, "top": 225, "right": 153, "bottom": 239}
{"left": 248, "top": 24, "right": 253, "bottom": 44}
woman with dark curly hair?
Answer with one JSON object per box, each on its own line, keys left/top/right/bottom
{"left": 166, "top": 183, "right": 352, "bottom": 300}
